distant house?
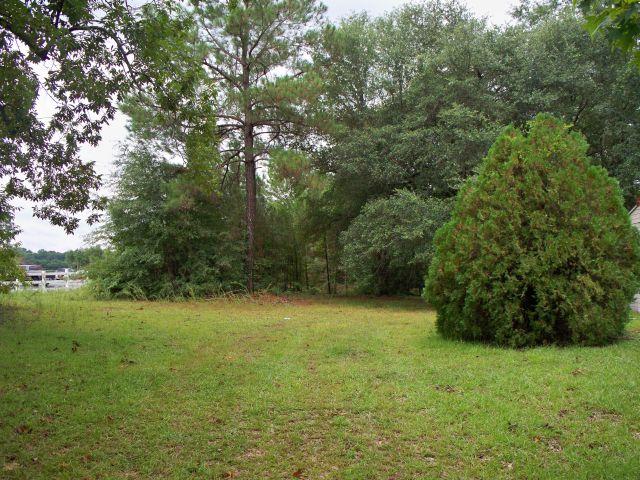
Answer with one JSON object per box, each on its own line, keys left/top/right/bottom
{"left": 632, "top": 202, "right": 640, "bottom": 313}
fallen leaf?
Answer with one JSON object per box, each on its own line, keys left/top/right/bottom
{"left": 292, "top": 468, "right": 304, "bottom": 478}
{"left": 548, "top": 439, "right": 562, "bottom": 452}
{"left": 3, "top": 462, "right": 19, "bottom": 471}
{"left": 15, "top": 424, "right": 32, "bottom": 434}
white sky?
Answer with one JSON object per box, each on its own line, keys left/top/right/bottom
{"left": 14, "top": 0, "right": 515, "bottom": 252}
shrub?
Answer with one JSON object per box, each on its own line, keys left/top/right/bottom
{"left": 89, "top": 150, "right": 245, "bottom": 300}
{"left": 342, "top": 190, "right": 451, "bottom": 295}
{"left": 0, "top": 197, "right": 23, "bottom": 292}
{"left": 425, "top": 114, "right": 640, "bottom": 347}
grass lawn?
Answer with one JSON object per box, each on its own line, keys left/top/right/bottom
{"left": 1, "top": 292, "right": 639, "bottom": 479}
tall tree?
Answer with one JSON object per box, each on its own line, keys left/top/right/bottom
{"left": 190, "top": 0, "right": 325, "bottom": 291}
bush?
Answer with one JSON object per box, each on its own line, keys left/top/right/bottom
{"left": 342, "top": 190, "right": 451, "bottom": 295}
{"left": 0, "top": 196, "right": 23, "bottom": 292}
{"left": 425, "top": 114, "right": 640, "bottom": 347}
{"left": 89, "top": 150, "right": 245, "bottom": 300}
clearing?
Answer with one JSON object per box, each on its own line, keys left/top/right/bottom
{"left": 1, "top": 292, "right": 639, "bottom": 479}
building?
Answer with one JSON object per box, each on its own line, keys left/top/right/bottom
{"left": 19, "top": 265, "right": 74, "bottom": 282}
{"left": 631, "top": 202, "right": 640, "bottom": 313}
{"left": 20, "top": 265, "right": 46, "bottom": 281}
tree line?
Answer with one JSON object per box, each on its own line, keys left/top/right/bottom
{"left": 15, "top": 247, "right": 103, "bottom": 271}
{"left": 1, "top": 0, "right": 639, "bottom": 298}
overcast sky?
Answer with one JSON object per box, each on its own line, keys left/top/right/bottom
{"left": 15, "top": 0, "right": 516, "bottom": 252}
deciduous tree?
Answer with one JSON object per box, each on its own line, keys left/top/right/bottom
{"left": 0, "top": 0, "right": 140, "bottom": 231}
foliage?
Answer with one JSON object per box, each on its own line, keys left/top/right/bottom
{"left": 302, "top": 1, "right": 640, "bottom": 297}
{"left": 253, "top": 149, "right": 323, "bottom": 292}
{"left": 90, "top": 148, "right": 244, "bottom": 299}
{"left": 426, "top": 115, "right": 640, "bottom": 347}
{"left": 16, "top": 248, "right": 65, "bottom": 270}
{"left": 577, "top": 0, "right": 640, "bottom": 64}
{"left": 10, "top": 0, "right": 640, "bottom": 299}
{"left": 312, "top": 13, "right": 379, "bottom": 128}
{"left": 0, "top": 196, "right": 22, "bottom": 290}
{"left": 184, "top": 0, "right": 327, "bottom": 291}
{"left": 15, "top": 247, "right": 103, "bottom": 270}
{"left": 0, "top": 0, "right": 139, "bottom": 232}
{"left": 87, "top": 2, "right": 256, "bottom": 299}
{"left": 342, "top": 190, "right": 451, "bottom": 295}
{"left": 501, "top": 8, "right": 640, "bottom": 205}
{"left": 122, "top": 2, "right": 219, "bottom": 174}
{"left": 65, "top": 247, "right": 104, "bottom": 271}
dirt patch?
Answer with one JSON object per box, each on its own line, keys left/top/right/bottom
{"left": 588, "top": 408, "right": 622, "bottom": 422}
{"left": 241, "top": 448, "right": 266, "bottom": 459}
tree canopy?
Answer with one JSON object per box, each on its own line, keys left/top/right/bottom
{"left": 3, "top": 0, "right": 640, "bottom": 300}
{"left": 0, "top": 0, "right": 142, "bottom": 231}
{"left": 577, "top": 0, "right": 640, "bottom": 64}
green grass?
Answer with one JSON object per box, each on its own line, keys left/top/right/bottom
{"left": 1, "top": 291, "right": 639, "bottom": 479}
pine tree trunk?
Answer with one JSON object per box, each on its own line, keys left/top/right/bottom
{"left": 242, "top": 38, "right": 256, "bottom": 293}
{"left": 324, "top": 233, "right": 331, "bottom": 295}
{"left": 244, "top": 144, "right": 256, "bottom": 293}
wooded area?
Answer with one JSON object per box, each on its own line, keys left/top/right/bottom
{"left": 1, "top": 0, "right": 639, "bottom": 299}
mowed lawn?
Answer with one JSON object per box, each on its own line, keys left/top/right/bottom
{"left": 1, "top": 293, "right": 639, "bottom": 479}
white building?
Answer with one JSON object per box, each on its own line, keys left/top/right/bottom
{"left": 631, "top": 203, "right": 640, "bottom": 313}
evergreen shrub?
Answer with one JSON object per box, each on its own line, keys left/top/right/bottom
{"left": 425, "top": 115, "right": 640, "bottom": 347}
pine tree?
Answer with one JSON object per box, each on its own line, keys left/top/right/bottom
{"left": 192, "top": 0, "right": 325, "bottom": 291}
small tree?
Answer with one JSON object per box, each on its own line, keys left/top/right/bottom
{"left": 425, "top": 114, "right": 640, "bottom": 347}
{"left": 0, "top": 196, "right": 23, "bottom": 292}
{"left": 342, "top": 190, "right": 450, "bottom": 295}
